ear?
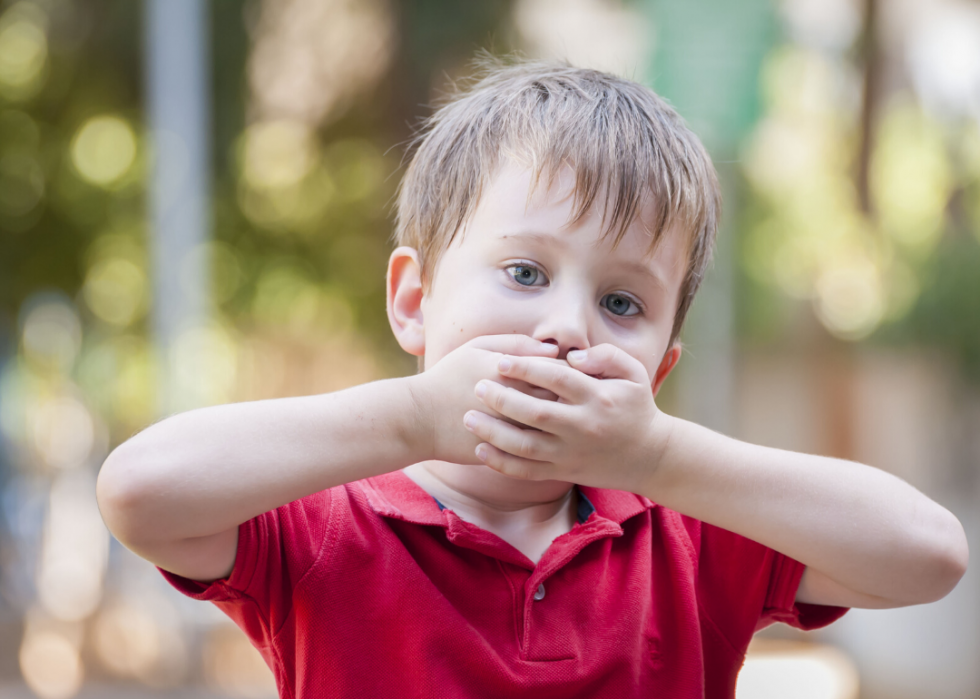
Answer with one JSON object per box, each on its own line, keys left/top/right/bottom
{"left": 651, "top": 344, "right": 682, "bottom": 397}
{"left": 386, "top": 246, "right": 426, "bottom": 356}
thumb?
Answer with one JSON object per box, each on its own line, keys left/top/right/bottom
{"left": 566, "top": 345, "right": 649, "bottom": 383}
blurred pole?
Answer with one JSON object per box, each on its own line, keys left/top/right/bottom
{"left": 642, "top": 0, "right": 774, "bottom": 434}
{"left": 145, "top": 0, "right": 211, "bottom": 416}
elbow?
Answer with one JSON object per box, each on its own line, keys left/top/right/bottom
{"left": 96, "top": 441, "right": 157, "bottom": 547}
{"left": 917, "top": 510, "right": 969, "bottom": 605}
{"left": 939, "top": 517, "right": 969, "bottom": 599}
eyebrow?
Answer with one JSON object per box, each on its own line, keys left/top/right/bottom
{"left": 498, "top": 230, "right": 565, "bottom": 247}
{"left": 496, "top": 230, "right": 669, "bottom": 292}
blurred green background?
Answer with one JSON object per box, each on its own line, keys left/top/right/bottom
{"left": 0, "top": 0, "right": 978, "bottom": 697}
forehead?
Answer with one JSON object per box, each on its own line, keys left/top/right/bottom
{"left": 459, "top": 159, "right": 690, "bottom": 281}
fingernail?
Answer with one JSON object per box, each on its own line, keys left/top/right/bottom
{"left": 568, "top": 350, "right": 586, "bottom": 362}
{"left": 498, "top": 357, "right": 512, "bottom": 372}
{"left": 475, "top": 381, "right": 487, "bottom": 398}
{"left": 475, "top": 445, "right": 487, "bottom": 461}
{"left": 464, "top": 412, "right": 476, "bottom": 429}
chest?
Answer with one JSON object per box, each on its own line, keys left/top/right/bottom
{"left": 313, "top": 518, "right": 700, "bottom": 665}
{"left": 283, "top": 509, "right": 754, "bottom": 698}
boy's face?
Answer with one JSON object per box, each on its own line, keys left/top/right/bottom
{"left": 392, "top": 160, "right": 688, "bottom": 391}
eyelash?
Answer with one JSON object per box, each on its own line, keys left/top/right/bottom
{"left": 503, "top": 262, "right": 646, "bottom": 317}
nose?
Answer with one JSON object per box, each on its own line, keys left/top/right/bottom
{"left": 532, "top": 288, "right": 592, "bottom": 360}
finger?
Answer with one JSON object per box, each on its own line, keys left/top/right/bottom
{"left": 474, "top": 442, "right": 549, "bottom": 481}
{"left": 566, "top": 344, "right": 650, "bottom": 383}
{"left": 497, "top": 377, "right": 560, "bottom": 402}
{"left": 463, "top": 410, "right": 557, "bottom": 463}
{"left": 475, "top": 380, "right": 572, "bottom": 433}
{"left": 497, "top": 355, "right": 592, "bottom": 403}
{"left": 465, "top": 334, "right": 559, "bottom": 357}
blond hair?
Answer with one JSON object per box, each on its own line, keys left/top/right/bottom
{"left": 394, "top": 57, "right": 721, "bottom": 344}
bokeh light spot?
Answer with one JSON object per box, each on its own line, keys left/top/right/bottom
{"left": 814, "top": 257, "right": 884, "bottom": 340}
{"left": 0, "top": 3, "right": 48, "bottom": 99}
{"left": 19, "top": 630, "right": 83, "bottom": 699}
{"left": 70, "top": 115, "right": 137, "bottom": 188}
{"left": 93, "top": 598, "right": 189, "bottom": 687}
{"left": 241, "top": 119, "right": 317, "bottom": 190}
{"left": 172, "top": 323, "right": 240, "bottom": 409}
{"left": 93, "top": 603, "right": 161, "bottom": 679}
{"left": 247, "top": 0, "right": 394, "bottom": 127}
{"left": 871, "top": 100, "right": 951, "bottom": 255}
{"left": 31, "top": 396, "right": 94, "bottom": 471}
{"left": 20, "top": 297, "right": 82, "bottom": 372}
{"left": 37, "top": 471, "right": 109, "bottom": 621}
{"left": 83, "top": 257, "right": 147, "bottom": 326}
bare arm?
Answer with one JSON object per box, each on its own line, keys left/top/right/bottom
{"left": 644, "top": 416, "right": 969, "bottom": 608}
{"left": 459, "top": 346, "right": 968, "bottom": 609}
{"left": 96, "top": 377, "right": 425, "bottom": 582}
{"left": 96, "top": 334, "right": 560, "bottom": 582}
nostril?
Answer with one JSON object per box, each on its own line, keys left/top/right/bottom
{"left": 568, "top": 347, "right": 580, "bottom": 354}
{"left": 542, "top": 339, "right": 558, "bottom": 345}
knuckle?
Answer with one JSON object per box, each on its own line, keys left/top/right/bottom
{"left": 551, "top": 368, "right": 569, "bottom": 389}
{"left": 508, "top": 358, "right": 527, "bottom": 378}
{"left": 490, "top": 387, "right": 508, "bottom": 412}
{"left": 518, "top": 436, "right": 537, "bottom": 459}
{"left": 581, "top": 419, "right": 603, "bottom": 440}
{"left": 528, "top": 405, "right": 550, "bottom": 425}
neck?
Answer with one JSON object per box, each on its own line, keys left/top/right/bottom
{"left": 402, "top": 460, "right": 576, "bottom": 531}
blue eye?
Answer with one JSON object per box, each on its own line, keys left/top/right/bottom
{"left": 508, "top": 265, "right": 544, "bottom": 286}
{"left": 602, "top": 293, "right": 639, "bottom": 316}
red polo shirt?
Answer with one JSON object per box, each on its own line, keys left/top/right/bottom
{"left": 160, "top": 470, "right": 847, "bottom": 698}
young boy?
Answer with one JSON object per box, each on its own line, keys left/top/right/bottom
{"left": 97, "top": 60, "right": 968, "bottom": 698}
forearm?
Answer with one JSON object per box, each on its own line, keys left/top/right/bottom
{"left": 642, "top": 415, "right": 968, "bottom": 606}
{"left": 97, "top": 376, "right": 426, "bottom": 546}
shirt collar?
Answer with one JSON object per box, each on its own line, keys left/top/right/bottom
{"left": 357, "top": 470, "right": 655, "bottom": 528}
{"left": 433, "top": 489, "right": 595, "bottom": 524}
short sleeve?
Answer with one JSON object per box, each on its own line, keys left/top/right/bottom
{"left": 157, "top": 488, "right": 333, "bottom": 648}
{"left": 691, "top": 518, "right": 848, "bottom": 653}
{"left": 757, "top": 552, "right": 849, "bottom": 632}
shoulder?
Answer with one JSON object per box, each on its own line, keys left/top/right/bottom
{"left": 619, "top": 503, "right": 782, "bottom": 605}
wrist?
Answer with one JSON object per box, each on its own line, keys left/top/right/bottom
{"left": 636, "top": 411, "right": 682, "bottom": 500}
{"left": 401, "top": 373, "right": 435, "bottom": 463}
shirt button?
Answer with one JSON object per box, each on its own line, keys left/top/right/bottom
{"left": 533, "top": 583, "right": 546, "bottom": 601}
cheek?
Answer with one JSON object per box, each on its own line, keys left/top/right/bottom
{"left": 424, "top": 284, "right": 541, "bottom": 362}
{"left": 599, "top": 323, "right": 666, "bottom": 383}
{"left": 422, "top": 276, "right": 515, "bottom": 358}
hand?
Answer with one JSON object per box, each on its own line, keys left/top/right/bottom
{"left": 407, "top": 335, "right": 561, "bottom": 465}
{"left": 462, "top": 344, "right": 672, "bottom": 493}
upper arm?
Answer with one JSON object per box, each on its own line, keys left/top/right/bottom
{"left": 96, "top": 449, "right": 241, "bottom": 583}
{"left": 127, "top": 527, "right": 240, "bottom": 583}
{"left": 796, "top": 566, "right": 902, "bottom": 610}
